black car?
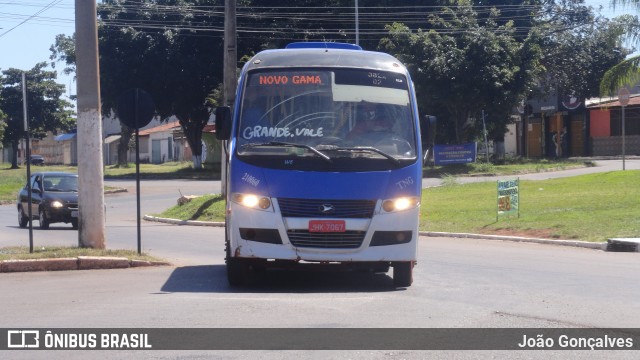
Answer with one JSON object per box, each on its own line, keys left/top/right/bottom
{"left": 24, "top": 154, "right": 45, "bottom": 165}
{"left": 17, "top": 172, "right": 79, "bottom": 229}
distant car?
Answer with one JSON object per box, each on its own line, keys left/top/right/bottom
{"left": 17, "top": 172, "right": 79, "bottom": 229}
{"left": 24, "top": 154, "right": 45, "bottom": 166}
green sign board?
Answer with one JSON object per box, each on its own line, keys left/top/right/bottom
{"left": 497, "top": 178, "right": 519, "bottom": 220}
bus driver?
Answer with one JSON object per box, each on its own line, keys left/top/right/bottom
{"left": 347, "top": 102, "right": 393, "bottom": 139}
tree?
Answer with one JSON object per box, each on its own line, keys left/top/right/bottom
{"left": 50, "top": 33, "right": 77, "bottom": 81}
{"left": 0, "top": 63, "right": 74, "bottom": 169}
{"left": 600, "top": 0, "right": 640, "bottom": 95}
{"left": 100, "top": 0, "right": 229, "bottom": 168}
{"left": 50, "top": 0, "right": 226, "bottom": 168}
{"left": 380, "top": 2, "right": 534, "bottom": 144}
{"left": 48, "top": 0, "right": 627, "bottom": 157}
{"left": 532, "top": 0, "right": 628, "bottom": 99}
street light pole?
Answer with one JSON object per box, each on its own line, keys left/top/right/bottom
{"left": 618, "top": 87, "right": 630, "bottom": 171}
{"left": 622, "top": 104, "right": 626, "bottom": 170}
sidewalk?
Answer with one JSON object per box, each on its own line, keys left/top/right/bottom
{"left": 0, "top": 255, "right": 170, "bottom": 273}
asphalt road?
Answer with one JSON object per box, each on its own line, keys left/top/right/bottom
{"left": 421, "top": 158, "right": 640, "bottom": 187}
{"left": 1, "top": 236, "right": 639, "bottom": 359}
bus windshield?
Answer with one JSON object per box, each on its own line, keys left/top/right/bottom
{"left": 237, "top": 68, "right": 417, "bottom": 165}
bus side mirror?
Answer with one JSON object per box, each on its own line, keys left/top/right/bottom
{"left": 215, "top": 106, "right": 232, "bottom": 140}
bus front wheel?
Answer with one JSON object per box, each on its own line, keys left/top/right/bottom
{"left": 225, "top": 230, "right": 250, "bottom": 286}
{"left": 227, "top": 257, "right": 251, "bottom": 286}
{"left": 393, "top": 261, "right": 414, "bottom": 288}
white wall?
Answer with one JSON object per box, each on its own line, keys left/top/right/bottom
{"left": 505, "top": 123, "right": 518, "bottom": 156}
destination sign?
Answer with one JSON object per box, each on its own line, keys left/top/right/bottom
{"left": 247, "top": 69, "right": 407, "bottom": 90}
{"left": 248, "top": 72, "right": 330, "bottom": 88}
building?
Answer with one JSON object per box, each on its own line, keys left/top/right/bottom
{"left": 587, "top": 95, "right": 640, "bottom": 156}
{"left": 102, "top": 120, "right": 221, "bottom": 166}
{"left": 517, "top": 92, "right": 587, "bottom": 158}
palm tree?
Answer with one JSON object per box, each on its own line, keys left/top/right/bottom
{"left": 600, "top": 0, "right": 640, "bottom": 95}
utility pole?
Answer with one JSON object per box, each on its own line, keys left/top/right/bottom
{"left": 481, "top": 110, "right": 489, "bottom": 162}
{"left": 23, "top": 72, "right": 34, "bottom": 253}
{"left": 355, "top": 0, "right": 359, "bottom": 45}
{"left": 75, "top": 0, "right": 106, "bottom": 248}
{"left": 221, "top": 0, "right": 237, "bottom": 196}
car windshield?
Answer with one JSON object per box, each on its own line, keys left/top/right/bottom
{"left": 43, "top": 175, "right": 78, "bottom": 192}
{"left": 236, "top": 68, "right": 417, "bottom": 165}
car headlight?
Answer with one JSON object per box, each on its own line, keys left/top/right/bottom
{"left": 231, "top": 193, "right": 272, "bottom": 210}
{"left": 382, "top": 196, "right": 420, "bottom": 213}
{"left": 50, "top": 201, "right": 64, "bottom": 209}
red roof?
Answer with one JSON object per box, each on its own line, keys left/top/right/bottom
{"left": 138, "top": 121, "right": 181, "bottom": 136}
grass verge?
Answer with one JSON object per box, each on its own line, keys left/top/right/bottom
{"left": 423, "top": 158, "right": 593, "bottom": 178}
{"left": 152, "top": 194, "right": 226, "bottom": 222}
{"left": 422, "top": 170, "right": 640, "bottom": 242}
{"left": 104, "top": 162, "right": 219, "bottom": 180}
{"left": 0, "top": 246, "right": 163, "bottom": 262}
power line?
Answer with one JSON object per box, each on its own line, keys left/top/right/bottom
{"left": 0, "top": 0, "right": 63, "bottom": 38}
{"left": 0, "top": 1, "right": 612, "bottom": 40}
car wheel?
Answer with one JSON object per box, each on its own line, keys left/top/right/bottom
{"left": 71, "top": 219, "right": 78, "bottom": 230}
{"left": 18, "top": 206, "right": 29, "bottom": 228}
{"left": 39, "top": 208, "right": 50, "bottom": 230}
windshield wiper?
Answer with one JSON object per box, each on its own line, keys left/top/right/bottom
{"left": 331, "top": 146, "right": 402, "bottom": 167}
{"left": 242, "top": 141, "right": 332, "bottom": 163}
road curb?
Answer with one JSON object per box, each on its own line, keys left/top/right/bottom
{"left": 78, "top": 256, "right": 131, "bottom": 270}
{"left": 143, "top": 215, "right": 611, "bottom": 251}
{"left": 143, "top": 215, "right": 224, "bottom": 227}
{"left": 0, "top": 257, "right": 170, "bottom": 273}
{"left": 1, "top": 258, "right": 78, "bottom": 272}
{"left": 104, "top": 187, "right": 128, "bottom": 194}
{"left": 421, "top": 231, "right": 607, "bottom": 250}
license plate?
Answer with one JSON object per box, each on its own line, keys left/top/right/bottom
{"left": 71, "top": 211, "right": 78, "bottom": 218}
{"left": 309, "top": 220, "right": 346, "bottom": 233}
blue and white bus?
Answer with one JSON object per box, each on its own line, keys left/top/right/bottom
{"left": 216, "top": 42, "right": 426, "bottom": 287}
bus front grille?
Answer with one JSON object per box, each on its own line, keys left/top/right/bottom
{"left": 287, "top": 230, "right": 365, "bottom": 249}
{"left": 278, "top": 198, "right": 375, "bottom": 218}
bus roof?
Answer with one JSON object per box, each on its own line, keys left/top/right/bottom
{"left": 244, "top": 44, "right": 408, "bottom": 74}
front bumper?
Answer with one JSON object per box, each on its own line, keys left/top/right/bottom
{"left": 45, "top": 206, "right": 78, "bottom": 223}
{"left": 227, "top": 199, "right": 419, "bottom": 263}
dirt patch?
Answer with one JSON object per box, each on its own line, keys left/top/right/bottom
{"left": 480, "top": 228, "right": 569, "bottom": 239}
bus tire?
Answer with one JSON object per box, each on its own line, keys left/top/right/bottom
{"left": 227, "top": 257, "right": 250, "bottom": 286}
{"left": 393, "top": 261, "right": 413, "bottom": 287}
{"left": 224, "top": 226, "right": 248, "bottom": 286}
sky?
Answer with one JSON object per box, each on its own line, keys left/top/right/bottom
{"left": 0, "top": 0, "right": 637, "bottom": 107}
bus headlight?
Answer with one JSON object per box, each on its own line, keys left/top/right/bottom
{"left": 232, "top": 193, "right": 272, "bottom": 210}
{"left": 382, "top": 196, "right": 419, "bottom": 213}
